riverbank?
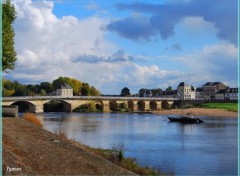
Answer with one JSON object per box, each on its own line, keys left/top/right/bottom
{"left": 3, "top": 118, "right": 137, "bottom": 175}
{"left": 153, "top": 108, "right": 238, "bottom": 118}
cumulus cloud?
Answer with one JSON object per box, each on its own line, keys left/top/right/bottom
{"left": 171, "top": 42, "right": 238, "bottom": 87}
{"left": 107, "top": 0, "right": 237, "bottom": 44}
{"left": 5, "top": 0, "right": 237, "bottom": 94}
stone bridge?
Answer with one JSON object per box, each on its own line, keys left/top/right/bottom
{"left": 2, "top": 96, "right": 177, "bottom": 113}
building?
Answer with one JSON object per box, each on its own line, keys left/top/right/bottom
{"left": 215, "top": 89, "right": 227, "bottom": 100}
{"left": 158, "top": 90, "right": 177, "bottom": 98}
{"left": 177, "top": 82, "right": 195, "bottom": 100}
{"left": 202, "top": 82, "right": 228, "bottom": 100}
{"left": 225, "top": 88, "right": 238, "bottom": 100}
{"left": 139, "top": 89, "right": 152, "bottom": 97}
{"left": 56, "top": 84, "right": 73, "bottom": 97}
{"left": 195, "top": 87, "right": 204, "bottom": 100}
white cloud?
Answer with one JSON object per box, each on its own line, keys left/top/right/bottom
{"left": 171, "top": 42, "right": 238, "bottom": 87}
{"left": 5, "top": 0, "right": 238, "bottom": 94}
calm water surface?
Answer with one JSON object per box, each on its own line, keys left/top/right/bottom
{"left": 36, "top": 113, "right": 237, "bottom": 175}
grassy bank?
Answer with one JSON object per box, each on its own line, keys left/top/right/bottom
{"left": 197, "top": 103, "right": 238, "bottom": 112}
{"left": 86, "top": 147, "right": 164, "bottom": 175}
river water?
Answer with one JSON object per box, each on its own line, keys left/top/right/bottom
{"left": 36, "top": 113, "right": 237, "bottom": 175}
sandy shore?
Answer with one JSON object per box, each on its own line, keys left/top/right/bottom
{"left": 153, "top": 108, "right": 238, "bottom": 118}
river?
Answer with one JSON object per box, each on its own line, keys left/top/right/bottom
{"left": 36, "top": 113, "right": 237, "bottom": 175}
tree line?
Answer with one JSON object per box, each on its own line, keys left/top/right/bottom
{"left": 2, "top": 77, "right": 101, "bottom": 97}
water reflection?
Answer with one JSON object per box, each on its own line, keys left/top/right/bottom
{"left": 37, "top": 113, "right": 237, "bottom": 176}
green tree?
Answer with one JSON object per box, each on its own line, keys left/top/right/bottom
{"left": 166, "top": 86, "right": 173, "bottom": 92}
{"left": 120, "top": 87, "right": 131, "bottom": 97}
{"left": 81, "top": 83, "right": 91, "bottom": 96}
{"left": 40, "top": 89, "right": 47, "bottom": 96}
{"left": 40, "top": 82, "right": 53, "bottom": 94}
{"left": 2, "top": 0, "right": 17, "bottom": 72}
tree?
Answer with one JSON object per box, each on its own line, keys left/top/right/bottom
{"left": 40, "top": 82, "right": 53, "bottom": 94}
{"left": 81, "top": 83, "right": 91, "bottom": 96}
{"left": 2, "top": 0, "right": 17, "bottom": 72}
{"left": 90, "top": 86, "right": 101, "bottom": 96}
{"left": 120, "top": 87, "right": 131, "bottom": 97}
{"left": 166, "top": 86, "right": 173, "bottom": 92}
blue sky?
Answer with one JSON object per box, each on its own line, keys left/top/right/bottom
{"left": 4, "top": 0, "right": 238, "bottom": 94}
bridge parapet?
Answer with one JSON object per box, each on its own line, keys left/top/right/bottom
{"left": 2, "top": 96, "right": 178, "bottom": 101}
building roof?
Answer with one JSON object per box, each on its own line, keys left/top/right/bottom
{"left": 216, "top": 89, "right": 228, "bottom": 94}
{"left": 178, "top": 82, "right": 189, "bottom": 87}
{"left": 203, "top": 82, "right": 224, "bottom": 86}
{"left": 57, "top": 84, "right": 72, "bottom": 89}
{"left": 227, "top": 88, "right": 238, "bottom": 93}
{"left": 196, "top": 87, "right": 203, "bottom": 92}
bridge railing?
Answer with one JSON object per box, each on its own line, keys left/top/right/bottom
{"left": 2, "top": 96, "right": 178, "bottom": 101}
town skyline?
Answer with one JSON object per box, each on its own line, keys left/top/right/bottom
{"left": 3, "top": 0, "right": 238, "bottom": 94}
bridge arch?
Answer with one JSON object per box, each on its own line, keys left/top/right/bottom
{"left": 11, "top": 101, "right": 36, "bottom": 113}
{"left": 161, "top": 100, "right": 170, "bottom": 109}
{"left": 149, "top": 100, "right": 157, "bottom": 110}
{"left": 127, "top": 100, "right": 134, "bottom": 111}
{"left": 94, "top": 99, "right": 104, "bottom": 112}
{"left": 137, "top": 100, "right": 145, "bottom": 111}
{"left": 44, "top": 99, "right": 71, "bottom": 112}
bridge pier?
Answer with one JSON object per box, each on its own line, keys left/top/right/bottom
{"left": 103, "top": 102, "right": 110, "bottom": 112}
{"left": 34, "top": 105, "right": 44, "bottom": 113}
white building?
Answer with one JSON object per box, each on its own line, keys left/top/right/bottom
{"left": 177, "top": 82, "right": 195, "bottom": 100}
{"left": 56, "top": 84, "right": 73, "bottom": 97}
{"left": 215, "top": 89, "right": 227, "bottom": 100}
{"left": 225, "top": 88, "right": 238, "bottom": 100}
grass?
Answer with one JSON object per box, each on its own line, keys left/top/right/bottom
{"left": 23, "top": 113, "right": 43, "bottom": 127}
{"left": 197, "top": 103, "right": 238, "bottom": 112}
{"left": 79, "top": 144, "right": 172, "bottom": 176}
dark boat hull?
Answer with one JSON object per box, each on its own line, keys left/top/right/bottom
{"left": 168, "top": 116, "right": 204, "bottom": 124}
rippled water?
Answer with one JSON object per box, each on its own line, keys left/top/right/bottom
{"left": 36, "top": 113, "right": 238, "bottom": 175}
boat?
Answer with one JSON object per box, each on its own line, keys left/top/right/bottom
{"left": 168, "top": 115, "right": 204, "bottom": 124}
{"left": 167, "top": 97, "right": 204, "bottom": 124}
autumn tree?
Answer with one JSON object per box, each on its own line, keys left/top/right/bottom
{"left": 2, "top": 0, "right": 17, "bottom": 72}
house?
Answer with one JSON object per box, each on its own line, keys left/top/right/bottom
{"left": 56, "top": 84, "right": 73, "bottom": 97}
{"left": 139, "top": 89, "right": 152, "bottom": 97}
{"left": 158, "top": 90, "right": 177, "bottom": 98}
{"left": 195, "top": 87, "right": 204, "bottom": 100}
{"left": 215, "top": 89, "right": 228, "bottom": 100}
{"left": 177, "top": 82, "right": 195, "bottom": 100}
{"left": 225, "top": 88, "right": 238, "bottom": 100}
{"left": 202, "top": 82, "right": 227, "bottom": 100}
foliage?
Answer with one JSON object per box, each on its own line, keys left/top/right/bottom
{"left": 117, "top": 102, "right": 129, "bottom": 112}
{"left": 2, "top": 77, "right": 101, "bottom": 97}
{"left": 2, "top": 0, "right": 17, "bottom": 72}
{"left": 23, "top": 113, "right": 42, "bottom": 127}
{"left": 139, "top": 88, "right": 162, "bottom": 97}
{"left": 73, "top": 101, "right": 100, "bottom": 112}
{"left": 198, "top": 103, "right": 238, "bottom": 112}
{"left": 89, "top": 143, "right": 161, "bottom": 175}
{"left": 120, "top": 87, "right": 131, "bottom": 97}
{"left": 165, "top": 86, "right": 173, "bottom": 92}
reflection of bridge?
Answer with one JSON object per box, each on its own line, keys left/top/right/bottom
{"left": 2, "top": 96, "right": 177, "bottom": 113}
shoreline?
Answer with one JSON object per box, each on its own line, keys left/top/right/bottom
{"left": 3, "top": 118, "right": 137, "bottom": 175}
{"left": 152, "top": 108, "right": 238, "bottom": 118}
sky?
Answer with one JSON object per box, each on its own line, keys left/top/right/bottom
{"left": 4, "top": 0, "right": 238, "bottom": 94}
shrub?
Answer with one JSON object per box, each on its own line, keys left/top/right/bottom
{"left": 23, "top": 113, "right": 42, "bottom": 127}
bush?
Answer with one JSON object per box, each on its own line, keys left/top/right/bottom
{"left": 23, "top": 113, "right": 42, "bottom": 127}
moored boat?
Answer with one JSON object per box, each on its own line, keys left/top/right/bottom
{"left": 168, "top": 116, "right": 204, "bottom": 124}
